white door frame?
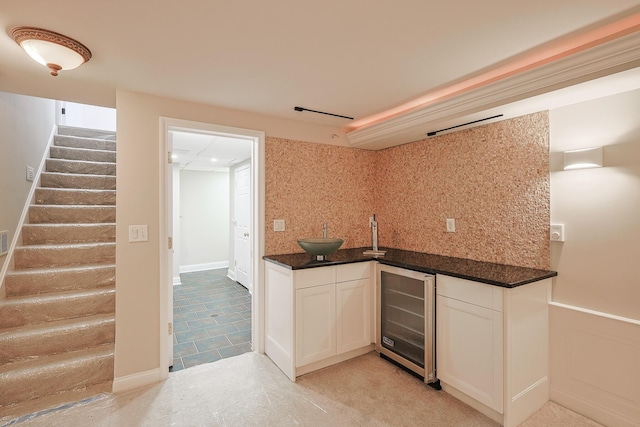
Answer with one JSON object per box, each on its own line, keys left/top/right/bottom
{"left": 159, "top": 117, "right": 265, "bottom": 377}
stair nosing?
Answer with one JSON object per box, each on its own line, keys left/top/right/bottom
{"left": 4, "top": 263, "right": 116, "bottom": 276}
{"left": 15, "top": 241, "right": 116, "bottom": 249}
{"left": 51, "top": 145, "right": 116, "bottom": 154}
{"left": 1, "top": 286, "right": 116, "bottom": 304}
{"left": 47, "top": 158, "right": 116, "bottom": 167}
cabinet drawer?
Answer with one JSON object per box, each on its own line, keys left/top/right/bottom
{"left": 336, "top": 262, "right": 370, "bottom": 283}
{"left": 436, "top": 274, "right": 503, "bottom": 311}
{"left": 295, "top": 266, "right": 336, "bottom": 289}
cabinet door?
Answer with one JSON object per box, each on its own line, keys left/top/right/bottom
{"left": 336, "top": 278, "right": 371, "bottom": 354}
{"left": 436, "top": 295, "right": 504, "bottom": 413}
{"left": 295, "top": 284, "right": 336, "bottom": 367}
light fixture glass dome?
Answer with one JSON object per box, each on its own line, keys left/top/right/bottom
{"left": 11, "top": 27, "right": 92, "bottom": 76}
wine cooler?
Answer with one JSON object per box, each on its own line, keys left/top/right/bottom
{"left": 376, "top": 264, "right": 436, "bottom": 383}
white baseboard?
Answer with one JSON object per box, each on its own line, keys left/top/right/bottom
{"left": 551, "top": 385, "right": 638, "bottom": 427}
{"left": 112, "top": 368, "right": 164, "bottom": 394}
{"left": 179, "top": 261, "right": 229, "bottom": 274}
{"left": 549, "top": 302, "right": 640, "bottom": 427}
{"left": 173, "top": 276, "right": 181, "bottom": 286}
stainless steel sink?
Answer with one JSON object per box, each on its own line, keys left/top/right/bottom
{"left": 297, "top": 238, "right": 344, "bottom": 260}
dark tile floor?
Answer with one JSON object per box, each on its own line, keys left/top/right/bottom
{"left": 170, "top": 268, "right": 252, "bottom": 372}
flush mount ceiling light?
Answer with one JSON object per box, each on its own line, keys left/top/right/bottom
{"left": 11, "top": 26, "right": 92, "bottom": 76}
{"left": 563, "top": 147, "right": 603, "bottom": 170}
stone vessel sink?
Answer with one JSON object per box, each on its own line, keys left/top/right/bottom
{"left": 297, "top": 238, "right": 344, "bottom": 260}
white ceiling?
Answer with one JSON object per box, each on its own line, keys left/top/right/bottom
{"left": 170, "top": 131, "right": 252, "bottom": 172}
{"left": 1, "top": 1, "right": 640, "bottom": 147}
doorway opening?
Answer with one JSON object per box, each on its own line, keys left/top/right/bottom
{"left": 160, "top": 118, "right": 265, "bottom": 374}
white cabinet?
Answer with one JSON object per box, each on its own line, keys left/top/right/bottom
{"left": 437, "top": 280, "right": 504, "bottom": 412}
{"left": 265, "top": 261, "right": 373, "bottom": 381}
{"left": 296, "top": 283, "right": 336, "bottom": 366}
{"left": 436, "top": 274, "right": 551, "bottom": 427}
{"left": 336, "top": 278, "right": 370, "bottom": 354}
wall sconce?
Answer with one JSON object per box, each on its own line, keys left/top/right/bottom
{"left": 563, "top": 147, "right": 603, "bottom": 170}
{"left": 11, "top": 27, "right": 92, "bottom": 76}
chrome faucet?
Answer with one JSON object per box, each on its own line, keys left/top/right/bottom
{"left": 322, "top": 222, "right": 328, "bottom": 238}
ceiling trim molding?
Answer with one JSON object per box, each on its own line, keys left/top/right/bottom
{"left": 345, "top": 30, "right": 640, "bottom": 148}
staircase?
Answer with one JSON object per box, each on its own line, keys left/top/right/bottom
{"left": 0, "top": 126, "right": 116, "bottom": 420}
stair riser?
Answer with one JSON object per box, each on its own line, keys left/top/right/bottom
{"left": 41, "top": 173, "right": 116, "bottom": 190}
{"left": 50, "top": 145, "right": 116, "bottom": 163}
{"left": 54, "top": 135, "right": 116, "bottom": 151}
{"left": 22, "top": 224, "right": 116, "bottom": 245}
{"left": 0, "top": 290, "right": 115, "bottom": 329}
{"left": 35, "top": 188, "right": 116, "bottom": 206}
{"left": 45, "top": 159, "right": 116, "bottom": 176}
{"left": 29, "top": 206, "right": 116, "bottom": 224}
{"left": 0, "top": 318, "right": 115, "bottom": 364}
{"left": 13, "top": 244, "right": 115, "bottom": 269}
{"left": 4, "top": 266, "right": 115, "bottom": 297}
{"left": 0, "top": 349, "right": 114, "bottom": 406}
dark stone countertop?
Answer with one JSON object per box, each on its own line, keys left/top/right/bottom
{"left": 263, "top": 247, "right": 557, "bottom": 288}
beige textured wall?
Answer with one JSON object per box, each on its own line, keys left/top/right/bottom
{"left": 375, "top": 112, "right": 550, "bottom": 270}
{"left": 265, "top": 137, "right": 376, "bottom": 255}
{"left": 266, "top": 113, "right": 550, "bottom": 270}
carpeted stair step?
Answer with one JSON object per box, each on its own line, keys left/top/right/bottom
{"left": 3, "top": 264, "right": 115, "bottom": 297}
{"left": 0, "top": 344, "right": 114, "bottom": 407}
{"left": 40, "top": 172, "right": 116, "bottom": 190}
{"left": 45, "top": 158, "right": 116, "bottom": 176}
{"left": 54, "top": 134, "right": 116, "bottom": 151}
{"left": 13, "top": 242, "right": 115, "bottom": 269}
{"left": 35, "top": 188, "right": 116, "bottom": 206}
{"left": 57, "top": 125, "right": 116, "bottom": 140}
{"left": 21, "top": 223, "right": 115, "bottom": 245}
{"left": 0, "top": 288, "right": 115, "bottom": 330}
{"left": 50, "top": 145, "right": 116, "bottom": 163}
{"left": 29, "top": 205, "right": 116, "bottom": 224}
{"left": 0, "top": 314, "right": 115, "bottom": 364}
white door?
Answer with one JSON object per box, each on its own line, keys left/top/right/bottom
{"left": 234, "top": 163, "right": 251, "bottom": 290}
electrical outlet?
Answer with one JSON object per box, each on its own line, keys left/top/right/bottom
{"left": 273, "top": 219, "right": 285, "bottom": 232}
{"left": 446, "top": 218, "right": 456, "bottom": 232}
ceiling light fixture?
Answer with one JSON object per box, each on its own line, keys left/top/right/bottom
{"left": 563, "top": 147, "right": 603, "bottom": 170}
{"left": 11, "top": 26, "right": 92, "bottom": 76}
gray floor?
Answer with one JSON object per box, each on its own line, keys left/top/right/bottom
{"left": 171, "top": 268, "right": 252, "bottom": 371}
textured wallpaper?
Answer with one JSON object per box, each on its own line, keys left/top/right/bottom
{"left": 375, "top": 112, "right": 550, "bottom": 270}
{"left": 265, "top": 137, "right": 377, "bottom": 255}
{"left": 265, "top": 112, "right": 550, "bottom": 270}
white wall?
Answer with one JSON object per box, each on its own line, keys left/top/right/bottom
{"left": 179, "top": 170, "right": 230, "bottom": 271}
{"left": 61, "top": 101, "right": 116, "bottom": 131}
{"left": 0, "top": 92, "right": 55, "bottom": 287}
{"left": 549, "top": 88, "right": 640, "bottom": 426}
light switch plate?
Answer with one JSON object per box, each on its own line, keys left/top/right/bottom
{"left": 129, "top": 225, "right": 149, "bottom": 242}
{"left": 26, "top": 166, "right": 35, "bottom": 182}
{"left": 273, "top": 219, "right": 285, "bottom": 232}
{"left": 550, "top": 224, "right": 565, "bottom": 242}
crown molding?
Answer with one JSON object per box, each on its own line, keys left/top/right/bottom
{"left": 346, "top": 30, "right": 640, "bottom": 149}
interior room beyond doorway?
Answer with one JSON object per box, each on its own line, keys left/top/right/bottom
{"left": 170, "top": 128, "right": 253, "bottom": 370}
